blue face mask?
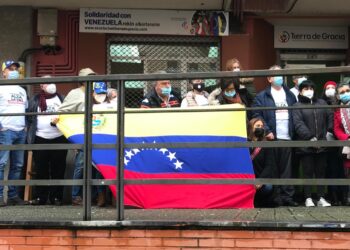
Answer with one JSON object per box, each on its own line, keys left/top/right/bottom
{"left": 161, "top": 86, "right": 172, "bottom": 96}
{"left": 273, "top": 76, "right": 283, "bottom": 86}
{"left": 224, "top": 90, "right": 236, "bottom": 98}
{"left": 7, "top": 70, "right": 20, "bottom": 79}
{"left": 340, "top": 92, "right": 350, "bottom": 104}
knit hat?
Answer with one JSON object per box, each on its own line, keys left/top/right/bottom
{"left": 323, "top": 81, "right": 336, "bottom": 89}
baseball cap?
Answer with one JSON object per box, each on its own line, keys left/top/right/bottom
{"left": 2, "top": 60, "right": 20, "bottom": 71}
{"left": 78, "top": 68, "right": 96, "bottom": 76}
{"left": 93, "top": 81, "right": 107, "bottom": 94}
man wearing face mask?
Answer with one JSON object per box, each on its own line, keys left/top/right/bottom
{"left": 292, "top": 80, "right": 333, "bottom": 207}
{"left": 0, "top": 60, "right": 28, "bottom": 206}
{"left": 290, "top": 75, "right": 308, "bottom": 101}
{"left": 27, "top": 76, "right": 67, "bottom": 205}
{"left": 252, "top": 65, "right": 297, "bottom": 206}
{"left": 140, "top": 71, "right": 180, "bottom": 108}
{"left": 181, "top": 79, "right": 209, "bottom": 107}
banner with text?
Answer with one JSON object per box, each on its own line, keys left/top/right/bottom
{"left": 80, "top": 8, "right": 229, "bottom": 36}
{"left": 274, "top": 26, "right": 348, "bottom": 49}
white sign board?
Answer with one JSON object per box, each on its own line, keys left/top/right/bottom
{"left": 80, "top": 8, "right": 229, "bottom": 36}
{"left": 274, "top": 26, "right": 348, "bottom": 49}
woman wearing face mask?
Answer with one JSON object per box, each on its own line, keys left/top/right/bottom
{"left": 248, "top": 118, "right": 278, "bottom": 207}
{"left": 181, "top": 79, "right": 209, "bottom": 107}
{"left": 292, "top": 80, "right": 333, "bottom": 207}
{"left": 27, "top": 76, "right": 67, "bottom": 205}
{"left": 334, "top": 82, "right": 350, "bottom": 206}
{"left": 208, "top": 78, "right": 252, "bottom": 119}
{"left": 321, "top": 81, "right": 348, "bottom": 206}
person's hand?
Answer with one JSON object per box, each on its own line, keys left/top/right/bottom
{"left": 310, "top": 137, "right": 317, "bottom": 141}
{"left": 51, "top": 117, "right": 59, "bottom": 125}
{"left": 265, "top": 132, "right": 274, "bottom": 141}
{"left": 255, "top": 184, "right": 262, "bottom": 190}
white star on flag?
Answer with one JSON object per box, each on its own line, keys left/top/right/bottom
{"left": 159, "top": 148, "right": 168, "bottom": 155}
{"left": 167, "top": 152, "right": 176, "bottom": 161}
{"left": 132, "top": 149, "right": 140, "bottom": 154}
{"left": 125, "top": 150, "right": 134, "bottom": 159}
{"left": 174, "top": 160, "right": 183, "bottom": 170}
{"left": 124, "top": 158, "right": 130, "bottom": 165}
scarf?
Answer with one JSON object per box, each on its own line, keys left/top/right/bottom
{"left": 340, "top": 106, "right": 350, "bottom": 135}
{"left": 340, "top": 106, "right": 350, "bottom": 161}
{"left": 39, "top": 91, "right": 56, "bottom": 112}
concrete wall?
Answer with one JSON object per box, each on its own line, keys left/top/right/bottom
{"left": 0, "top": 6, "right": 33, "bottom": 70}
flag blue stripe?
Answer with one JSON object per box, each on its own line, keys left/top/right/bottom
{"left": 69, "top": 134, "right": 254, "bottom": 174}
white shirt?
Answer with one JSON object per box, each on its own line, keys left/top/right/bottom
{"left": 181, "top": 94, "right": 209, "bottom": 108}
{"left": 271, "top": 87, "right": 291, "bottom": 140}
{"left": 36, "top": 95, "right": 63, "bottom": 139}
{"left": 0, "top": 85, "right": 27, "bottom": 131}
{"left": 290, "top": 87, "right": 299, "bottom": 101}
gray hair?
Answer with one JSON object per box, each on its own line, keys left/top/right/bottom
{"left": 152, "top": 70, "right": 169, "bottom": 86}
{"left": 336, "top": 82, "right": 350, "bottom": 93}
{"left": 107, "top": 88, "right": 117, "bottom": 99}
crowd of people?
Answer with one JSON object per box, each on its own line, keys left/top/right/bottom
{"left": 0, "top": 58, "right": 349, "bottom": 208}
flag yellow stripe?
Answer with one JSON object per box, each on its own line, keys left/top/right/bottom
{"left": 57, "top": 104, "right": 247, "bottom": 139}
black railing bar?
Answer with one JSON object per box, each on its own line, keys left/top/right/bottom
{"left": 0, "top": 66, "right": 349, "bottom": 86}
{"left": 0, "top": 144, "right": 82, "bottom": 150}
{"left": 0, "top": 180, "right": 84, "bottom": 185}
{"left": 83, "top": 80, "right": 93, "bottom": 221}
{"left": 117, "top": 80, "right": 126, "bottom": 221}
{"left": 2, "top": 178, "right": 350, "bottom": 186}
{"left": 123, "top": 105, "right": 349, "bottom": 114}
{"left": 1, "top": 105, "right": 349, "bottom": 118}
{"left": 123, "top": 178, "right": 350, "bottom": 186}
{"left": 1, "top": 140, "right": 350, "bottom": 151}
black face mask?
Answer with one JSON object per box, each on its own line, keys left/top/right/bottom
{"left": 193, "top": 83, "right": 205, "bottom": 92}
{"left": 254, "top": 128, "right": 265, "bottom": 139}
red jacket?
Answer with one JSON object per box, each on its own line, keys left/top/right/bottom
{"left": 334, "top": 109, "right": 350, "bottom": 168}
{"left": 334, "top": 109, "right": 350, "bottom": 141}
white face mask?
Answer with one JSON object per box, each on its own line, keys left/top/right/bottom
{"left": 302, "top": 90, "right": 314, "bottom": 99}
{"left": 325, "top": 88, "right": 336, "bottom": 98}
{"left": 45, "top": 84, "right": 56, "bottom": 94}
{"left": 233, "top": 68, "right": 240, "bottom": 72}
{"left": 94, "top": 94, "right": 106, "bottom": 104}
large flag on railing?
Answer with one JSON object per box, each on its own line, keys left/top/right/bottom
{"left": 58, "top": 104, "right": 255, "bottom": 208}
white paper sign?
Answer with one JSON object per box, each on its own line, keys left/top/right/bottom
{"left": 274, "top": 26, "right": 348, "bottom": 49}
{"left": 80, "top": 8, "right": 229, "bottom": 36}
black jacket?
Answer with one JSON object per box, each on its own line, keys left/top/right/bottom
{"left": 292, "top": 95, "right": 333, "bottom": 154}
{"left": 252, "top": 85, "right": 297, "bottom": 139}
{"left": 140, "top": 88, "right": 181, "bottom": 108}
{"left": 250, "top": 147, "right": 277, "bottom": 178}
{"left": 27, "top": 93, "right": 65, "bottom": 144}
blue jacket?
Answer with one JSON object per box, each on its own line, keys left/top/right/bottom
{"left": 252, "top": 85, "right": 297, "bottom": 139}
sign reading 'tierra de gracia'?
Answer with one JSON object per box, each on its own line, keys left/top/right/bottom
{"left": 274, "top": 26, "right": 348, "bottom": 49}
{"left": 79, "top": 8, "right": 229, "bottom": 36}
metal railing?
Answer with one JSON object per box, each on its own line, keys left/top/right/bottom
{"left": 0, "top": 66, "right": 350, "bottom": 221}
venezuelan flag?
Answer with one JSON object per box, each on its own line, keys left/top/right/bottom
{"left": 58, "top": 104, "right": 255, "bottom": 208}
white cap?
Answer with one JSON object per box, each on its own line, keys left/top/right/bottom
{"left": 78, "top": 68, "right": 96, "bottom": 76}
